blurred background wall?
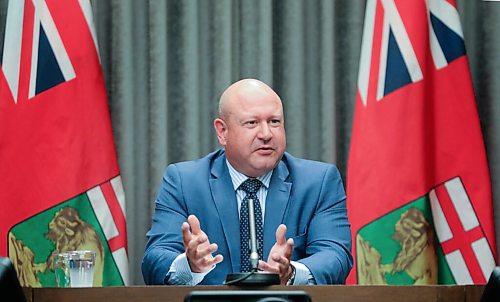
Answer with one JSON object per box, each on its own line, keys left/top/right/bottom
{"left": 84, "top": 0, "right": 500, "bottom": 284}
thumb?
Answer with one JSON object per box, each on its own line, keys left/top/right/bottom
{"left": 275, "top": 224, "right": 287, "bottom": 245}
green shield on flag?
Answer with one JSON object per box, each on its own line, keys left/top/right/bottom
{"left": 356, "top": 195, "right": 455, "bottom": 285}
{"left": 8, "top": 194, "right": 124, "bottom": 287}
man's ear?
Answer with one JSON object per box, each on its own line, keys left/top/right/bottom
{"left": 213, "top": 118, "right": 227, "bottom": 146}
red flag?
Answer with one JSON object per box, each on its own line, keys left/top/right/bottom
{"left": 0, "top": 0, "right": 128, "bottom": 286}
{"left": 347, "top": 0, "right": 496, "bottom": 285}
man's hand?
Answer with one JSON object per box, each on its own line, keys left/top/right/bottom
{"left": 182, "top": 215, "right": 223, "bottom": 273}
{"left": 258, "top": 224, "right": 294, "bottom": 285}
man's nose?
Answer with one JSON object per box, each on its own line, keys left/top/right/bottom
{"left": 258, "top": 122, "right": 273, "bottom": 140}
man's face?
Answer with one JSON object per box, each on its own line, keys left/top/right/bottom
{"left": 215, "top": 90, "right": 286, "bottom": 177}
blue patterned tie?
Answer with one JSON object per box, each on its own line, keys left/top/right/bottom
{"left": 239, "top": 178, "right": 264, "bottom": 272}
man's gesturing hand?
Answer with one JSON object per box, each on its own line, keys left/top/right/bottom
{"left": 258, "top": 224, "right": 294, "bottom": 285}
{"left": 182, "top": 215, "right": 223, "bottom": 273}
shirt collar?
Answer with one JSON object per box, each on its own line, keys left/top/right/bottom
{"left": 226, "top": 160, "right": 273, "bottom": 191}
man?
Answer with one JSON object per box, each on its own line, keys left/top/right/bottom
{"left": 142, "top": 79, "right": 352, "bottom": 285}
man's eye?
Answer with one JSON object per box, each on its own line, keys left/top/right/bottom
{"left": 270, "top": 120, "right": 281, "bottom": 126}
{"left": 245, "top": 121, "right": 257, "bottom": 126}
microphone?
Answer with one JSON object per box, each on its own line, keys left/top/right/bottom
{"left": 225, "top": 198, "right": 280, "bottom": 285}
{"left": 247, "top": 198, "right": 259, "bottom": 272}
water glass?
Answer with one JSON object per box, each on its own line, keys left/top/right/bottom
{"left": 53, "top": 252, "right": 70, "bottom": 288}
{"left": 54, "top": 250, "right": 96, "bottom": 287}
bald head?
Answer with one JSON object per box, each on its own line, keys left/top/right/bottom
{"left": 214, "top": 79, "right": 286, "bottom": 177}
{"left": 218, "top": 79, "right": 282, "bottom": 120}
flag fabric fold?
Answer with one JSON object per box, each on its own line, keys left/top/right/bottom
{"left": 0, "top": 0, "right": 128, "bottom": 286}
{"left": 347, "top": 0, "right": 496, "bottom": 285}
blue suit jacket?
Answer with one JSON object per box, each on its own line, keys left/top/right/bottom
{"left": 142, "top": 149, "right": 352, "bottom": 285}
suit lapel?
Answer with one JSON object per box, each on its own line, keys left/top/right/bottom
{"left": 263, "top": 160, "right": 291, "bottom": 260}
{"left": 209, "top": 153, "right": 240, "bottom": 272}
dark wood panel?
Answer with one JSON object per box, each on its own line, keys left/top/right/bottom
{"left": 22, "top": 287, "right": 33, "bottom": 302}
{"left": 26, "top": 285, "right": 485, "bottom": 302}
{"left": 466, "top": 285, "right": 485, "bottom": 302}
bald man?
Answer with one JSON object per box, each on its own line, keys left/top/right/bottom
{"left": 142, "top": 79, "right": 352, "bottom": 285}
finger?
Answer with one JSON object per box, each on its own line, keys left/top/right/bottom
{"left": 270, "top": 255, "right": 290, "bottom": 276}
{"left": 188, "top": 215, "right": 202, "bottom": 235}
{"left": 284, "top": 238, "right": 294, "bottom": 259}
{"left": 271, "top": 253, "right": 288, "bottom": 265}
{"left": 281, "top": 263, "right": 292, "bottom": 279}
{"left": 196, "top": 243, "right": 219, "bottom": 259}
{"left": 204, "top": 254, "right": 224, "bottom": 267}
{"left": 258, "top": 260, "right": 278, "bottom": 273}
{"left": 187, "top": 234, "right": 208, "bottom": 251}
{"left": 181, "top": 222, "right": 192, "bottom": 246}
{"left": 275, "top": 224, "right": 287, "bottom": 245}
{"left": 193, "top": 253, "right": 223, "bottom": 270}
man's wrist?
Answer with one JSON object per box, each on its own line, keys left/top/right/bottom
{"left": 286, "top": 264, "right": 296, "bottom": 285}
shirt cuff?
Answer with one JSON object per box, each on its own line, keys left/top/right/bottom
{"left": 166, "top": 253, "right": 213, "bottom": 285}
{"left": 290, "top": 261, "right": 316, "bottom": 285}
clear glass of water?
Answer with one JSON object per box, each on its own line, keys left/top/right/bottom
{"left": 53, "top": 252, "right": 71, "bottom": 288}
{"left": 66, "top": 250, "right": 96, "bottom": 287}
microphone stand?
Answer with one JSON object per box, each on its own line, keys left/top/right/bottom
{"left": 225, "top": 198, "right": 280, "bottom": 285}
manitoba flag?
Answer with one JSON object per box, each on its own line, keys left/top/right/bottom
{"left": 347, "top": 0, "right": 497, "bottom": 285}
{"left": 0, "top": 0, "right": 128, "bottom": 286}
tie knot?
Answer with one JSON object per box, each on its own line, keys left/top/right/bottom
{"left": 240, "top": 178, "right": 262, "bottom": 194}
